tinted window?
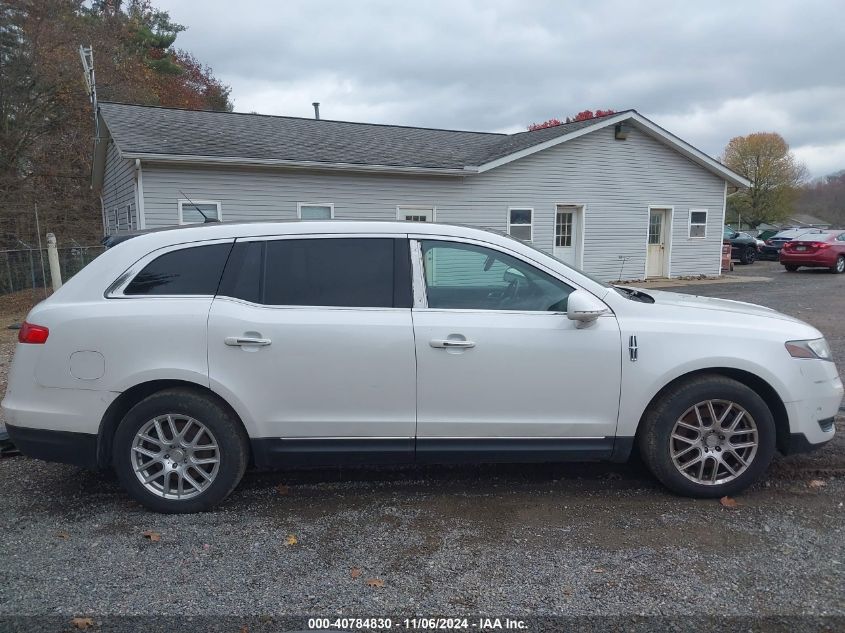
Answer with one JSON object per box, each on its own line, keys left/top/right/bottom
{"left": 421, "top": 240, "right": 573, "bottom": 312}
{"left": 218, "top": 241, "right": 264, "bottom": 304}
{"left": 125, "top": 243, "right": 232, "bottom": 295}
{"left": 219, "top": 238, "right": 411, "bottom": 308}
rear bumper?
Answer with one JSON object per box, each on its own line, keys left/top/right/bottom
{"left": 779, "top": 252, "right": 836, "bottom": 267}
{"left": 5, "top": 424, "right": 98, "bottom": 469}
{"left": 760, "top": 246, "right": 781, "bottom": 259}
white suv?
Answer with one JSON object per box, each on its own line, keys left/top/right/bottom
{"left": 3, "top": 222, "right": 842, "bottom": 513}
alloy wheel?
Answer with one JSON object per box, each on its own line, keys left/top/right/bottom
{"left": 836, "top": 257, "right": 845, "bottom": 273}
{"left": 131, "top": 414, "right": 220, "bottom": 499}
{"left": 669, "top": 399, "right": 758, "bottom": 485}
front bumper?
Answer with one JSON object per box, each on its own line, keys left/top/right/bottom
{"left": 5, "top": 424, "right": 98, "bottom": 468}
{"left": 782, "top": 368, "right": 843, "bottom": 452}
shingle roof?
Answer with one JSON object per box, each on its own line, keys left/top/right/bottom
{"left": 98, "top": 101, "right": 623, "bottom": 171}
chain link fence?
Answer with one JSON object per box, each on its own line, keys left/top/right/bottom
{"left": 0, "top": 244, "right": 105, "bottom": 296}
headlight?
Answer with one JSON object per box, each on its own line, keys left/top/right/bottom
{"left": 785, "top": 338, "right": 833, "bottom": 361}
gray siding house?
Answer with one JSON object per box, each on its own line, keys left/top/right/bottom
{"left": 92, "top": 102, "right": 748, "bottom": 281}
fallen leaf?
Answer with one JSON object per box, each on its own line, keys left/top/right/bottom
{"left": 202, "top": 543, "right": 210, "bottom": 551}
{"left": 562, "top": 587, "right": 573, "bottom": 596}
{"left": 285, "top": 534, "right": 298, "bottom": 546}
{"left": 142, "top": 530, "right": 161, "bottom": 542}
{"left": 719, "top": 496, "right": 739, "bottom": 508}
{"left": 275, "top": 483, "right": 290, "bottom": 495}
{"left": 366, "top": 578, "right": 385, "bottom": 588}
{"left": 240, "top": 625, "right": 249, "bottom": 633}
{"left": 592, "top": 568, "right": 605, "bottom": 573}
{"left": 56, "top": 531, "right": 70, "bottom": 540}
{"left": 350, "top": 567, "right": 362, "bottom": 579}
{"left": 808, "top": 479, "right": 827, "bottom": 489}
{"left": 71, "top": 617, "right": 94, "bottom": 630}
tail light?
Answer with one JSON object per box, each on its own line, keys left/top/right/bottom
{"left": 18, "top": 322, "right": 49, "bottom": 344}
{"left": 783, "top": 242, "right": 794, "bottom": 250}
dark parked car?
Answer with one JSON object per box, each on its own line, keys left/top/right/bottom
{"left": 723, "top": 227, "right": 758, "bottom": 264}
{"left": 780, "top": 231, "right": 845, "bottom": 273}
{"left": 760, "top": 228, "right": 826, "bottom": 260}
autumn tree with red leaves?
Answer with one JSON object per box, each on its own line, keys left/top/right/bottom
{"left": 528, "top": 109, "right": 616, "bottom": 131}
{"left": 0, "top": 0, "right": 232, "bottom": 245}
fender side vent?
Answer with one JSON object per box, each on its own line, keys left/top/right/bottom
{"left": 628, "top": 335, "right": 638, "bottom": 362}
{"left": 818, "top": 417, "right": 835, "bottom": 433}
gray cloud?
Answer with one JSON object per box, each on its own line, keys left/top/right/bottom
{"left": 156, "top": 0, "right": 845, "bottom": 177}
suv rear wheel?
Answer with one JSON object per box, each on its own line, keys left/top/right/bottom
{"left": 638, "top": 375, "right": 775, "bottom": 498}
{"left": 113, "top": 388, "right": 249, "bottom": 513}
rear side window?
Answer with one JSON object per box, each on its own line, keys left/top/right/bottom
{"left": 218, "top": 238, "right": 411, "bottom": 308}
{"left": 124, "top": 243, "right": 232, "bottom": 295}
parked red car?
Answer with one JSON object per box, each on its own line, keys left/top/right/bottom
{"left": 779, "top": 230, "right": 845, "bottom": 273}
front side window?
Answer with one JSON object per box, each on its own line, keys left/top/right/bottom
{"left": 689, "top": 209, "right": 708, "bottom": 238}
{"left": 298, "top": 203, "right": 334, "bottom": 220}
{"left": 421, "top": 240, "right": 573, "bottom": 312}
{"left": 124, "top": 243, "right": 232, "bottom": 295}
{"left": 507, "top": 208, "right": 533, "bottom": 242}
{"left": 218, "top": 238, "right": 411, "bottom": 308}
{"left": 179, "top": 200, "right": 221, "bottom": 225}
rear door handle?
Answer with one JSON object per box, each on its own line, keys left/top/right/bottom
{"left": 225, "top": 336, "right": 272, "bottom": 347}
{"left": 430, "top": 339, "right": 476, "bottom": 349}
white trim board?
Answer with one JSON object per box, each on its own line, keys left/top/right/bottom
{"left": 470, "top": 111, "right": 751, "bottom": 188}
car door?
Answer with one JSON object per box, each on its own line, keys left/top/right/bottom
{"left": 410, "top": 237, "right": 622, "bottom": 460}
{"left": 207, "top": 234, "right": 417, "bottom": 465}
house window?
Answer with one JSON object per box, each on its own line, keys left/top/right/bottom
{"left": 689, "top": 209, "right": 708, "bottom": 238}
{"left": 555, "top": 210, "right": 573, "bottom": 247}
{"left": 297, "top": 203, "right": 334, "bottom": 220}
{"left": 397, "top": 206, "right": 434, "bottom": 222}
{"left": 507, "top": 208, "right": 533, "bottom": 242}
{"left": 178, "top": 200, "right": 222, "bottom": 225}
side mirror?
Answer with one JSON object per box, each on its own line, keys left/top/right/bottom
{"left": 567, "top": 290, "right": 609, "bottom": 328}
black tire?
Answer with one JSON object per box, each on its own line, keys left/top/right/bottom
{"left": 638, "top": 375, "right": 776, "bottom": 498}
{"left": 113, "top": 388, "right": 249, "bottom": 513}
{"left": 784, "top": 264, "right": 799, "bottom": 272}
{"left": 831, "top": 255, "right": 845, "bottom": 274}
{"left": 739, "top": 247, "right": 756, "bottom": 265}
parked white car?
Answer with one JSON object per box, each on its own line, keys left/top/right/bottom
{"left": 3, "top": 222, "right": 842, "bottom": 512}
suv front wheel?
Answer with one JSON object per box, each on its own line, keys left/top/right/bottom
{"left": 113, "top": 388, "right": 249, "bottom": 513}
{"left": 638, "top": 375, "right": 775, "bottom": 498}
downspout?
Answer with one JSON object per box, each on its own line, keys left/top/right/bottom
{"left": 134, "top": 159, "right": 146, "bottom": 230}
{"left": 99, "top": 195, "right": 107, "bottom": 235}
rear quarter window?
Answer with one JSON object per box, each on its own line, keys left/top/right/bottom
{"left": 124, "top": 243, "right": 232, "bottom": 295}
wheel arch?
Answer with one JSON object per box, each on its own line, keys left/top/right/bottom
{"left": 632, "top": 367, "right": 790, "bottom": 455}
{"left": 96, "top": 379, "right": 250, "bottom": 468}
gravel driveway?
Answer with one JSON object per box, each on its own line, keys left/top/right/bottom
{"left": 0, "top": 262, "right": 843, "bottom": 632}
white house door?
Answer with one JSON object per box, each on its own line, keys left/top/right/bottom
{"left": 554, "top": 205, "right": 581, "bottom": 266}
{"left": 647, "top": 208, "right": 669, "bottom": 277}
{"left": 398, "top": 207, "right": 434, "bottom": 222}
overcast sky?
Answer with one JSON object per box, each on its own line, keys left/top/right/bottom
{"left": 155, "top": 0, "right": 844, "bottom": 178}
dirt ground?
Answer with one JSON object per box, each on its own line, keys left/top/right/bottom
{"left": 0, "top": 263, "right": 842, "bottom": 631}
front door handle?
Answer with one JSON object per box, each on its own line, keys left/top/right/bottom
{"left": 430, "top": 338, "right": 476, "bottom": 349}
{"left": 225, "top": 336, "right": 272, "bottom": 347}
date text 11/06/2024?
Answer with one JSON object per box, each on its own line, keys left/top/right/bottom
{"left": 306, "top": 617, "right": 528, "bottom": 630}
